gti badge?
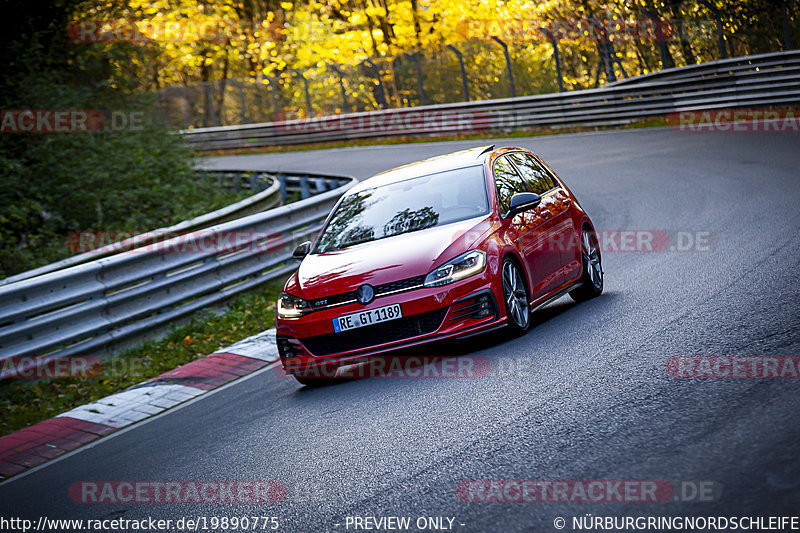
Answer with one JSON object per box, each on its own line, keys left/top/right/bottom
{"left": 356, "top": 284, "right": 375, "bottom": 305}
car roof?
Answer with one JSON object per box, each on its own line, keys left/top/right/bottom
{"left": 348, "top": 145, "right": 495, "bottom": 194}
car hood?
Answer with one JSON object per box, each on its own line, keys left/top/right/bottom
{"left": 291, "top": 215, "right": 492, "bottom": 298}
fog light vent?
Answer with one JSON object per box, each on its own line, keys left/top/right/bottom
{"left": 449, "top": 291, "right": 497, "bottom": 321}
{"left": 277, "top": 335, "right": 301, "bottom": 360}
{"left": 473, "top": 294, "right": 494, "bottom": 318}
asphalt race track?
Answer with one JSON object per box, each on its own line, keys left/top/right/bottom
{"left": 2, "top": 128, "right": 799, "bottom": 531}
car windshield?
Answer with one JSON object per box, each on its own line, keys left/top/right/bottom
{"left": 314, "top": 165, "right": 489, "bottom": 253}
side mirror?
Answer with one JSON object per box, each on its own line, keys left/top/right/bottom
{"left": 292, "top": 241, "right": 311, "bottom": 261}
{"left": 507, "top": 192, "right": 542, "bottom": 217}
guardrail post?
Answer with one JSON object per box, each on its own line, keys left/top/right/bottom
{"left": 490, "top": 36, "right": 516, "bottom": 98}
{"left": 328, "top": 64, "right": 351, "bottom": 112}
{"left": 300, "top": 176, "right": 311, "bottom": 199}
{"left": 315, "top": 177, "right": 327, "bottom": 193}
{"left": 446, "top": 44, "right": 471, "bottom": 101}
{"left": 278, "top": 175, "right": 287, "bottom": 201}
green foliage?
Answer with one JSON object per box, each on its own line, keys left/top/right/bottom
{"left": 0, "top": 75, "right": 247, "bottom": 279}
{"left": 0, "top": 1, "right": 249, "bottom": 279}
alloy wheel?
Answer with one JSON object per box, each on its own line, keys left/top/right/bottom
{"left": 582, "top": 229, "right": 603, "bottom": 290}
{"left": 502, "top": 260, "right": 530, "bottom": 330}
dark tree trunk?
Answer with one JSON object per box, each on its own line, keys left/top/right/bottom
{"left": 410, "top": 0, "right": 423, "bottom": 46}
{"left": 676, "top": 20, "right": 697, "bottom": 65}
{"left": 215, "top": 50, "right": 230, "bottom": 126}
{"left": 781, "top": 1, "right": 794, "bottom": 49}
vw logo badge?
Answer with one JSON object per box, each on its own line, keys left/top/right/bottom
{"left": 356, "top": 284, "right": 375, "bottom": 305}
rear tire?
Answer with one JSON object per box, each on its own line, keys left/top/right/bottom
{"left": 501, "top": 258, "right": 531, "bottom": 334}
{"left": 570, "top": 227, "right": 603, "bottom": 302}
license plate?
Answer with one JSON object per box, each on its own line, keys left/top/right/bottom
{"left": 332, "top": 304, "right": 403, "bottom": 332}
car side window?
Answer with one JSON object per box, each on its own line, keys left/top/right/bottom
{"left": 507, "top": 153, "right": 558, "bottom": 195}
{"left": 493, "top": 155, "right": 529, "bottom": 214}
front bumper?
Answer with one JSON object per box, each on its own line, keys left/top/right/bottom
{"left": 276, "top": 272, "right": 505, "bottom": 374}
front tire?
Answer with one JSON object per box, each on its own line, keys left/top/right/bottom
{"left": 502, "top": 258, "right": 530, "bottom": 334}
{"left": 570, "top": 227, "right": 603, "bottom": 302}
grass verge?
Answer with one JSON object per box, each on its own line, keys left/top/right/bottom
{"left": 0, "top": 279, "right": 285, "bottom": 437}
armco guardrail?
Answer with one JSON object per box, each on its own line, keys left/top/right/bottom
{"left": 3, "top": 51, "right": 798, "bottom": 379}
{"left": 181, "top": 50, "right": 800, "bottom": 150}
{"left": 0, "top": 172, "right": 355, "bottom": 379}
{"left": 604, "top": 50, "right": 800, "bottom": 87}
{"left": 1, "top": 171, "right": 281, "bottom": 286}
{"left": 0, "top": 170, "right": 349, "bottom": 286}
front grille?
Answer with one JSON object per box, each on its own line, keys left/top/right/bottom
{"left": 310, "top": 291, "right": 357, "bottom": 308}
{"left": 375, "top": 275, "right": 425, "bottom": 294}
{"left": 300, "top": 308, "right": 447, "bottom": 356}
{"left": 309, "top": 274, "right": 426, "bottom": 309}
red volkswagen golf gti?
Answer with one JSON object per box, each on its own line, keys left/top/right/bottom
{"left": 276, "top": 145, "right": 603, "bottom": 384}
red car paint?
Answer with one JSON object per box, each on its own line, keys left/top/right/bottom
{"left": 276, "top": 146, "right": 597, "bottom": 377}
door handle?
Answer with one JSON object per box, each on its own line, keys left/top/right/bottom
{"left": 563, "top": 198, "right": 572, "bottom": 207}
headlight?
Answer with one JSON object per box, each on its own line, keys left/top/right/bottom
{"left": 424, "top": 250, "right": 486, "bottom": 288}
{"left": 277, "top": 292, "right": 313, "bottom": 318}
